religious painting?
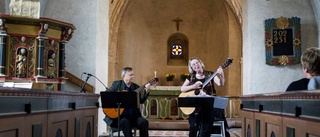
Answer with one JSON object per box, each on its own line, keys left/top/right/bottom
{"left": 265, "top": 17, "right": 301, "bottom": 65}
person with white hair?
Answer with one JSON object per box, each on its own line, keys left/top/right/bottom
{"left": 103, "top": 67, "right": 152, "bottom": 137}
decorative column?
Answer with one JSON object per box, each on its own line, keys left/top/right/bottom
{"left": 0, "top": 15, "right": 75, "bottom": 90}
{"left": 58, "top": 27, "right": 73, "bottom": 90}
{"left": 58, "top": 41, "right": 66, "bottom": 78}
{"left": 36, "top": 23, "right": 48, "bottom": 77}
{"left": 0, "top": 36, "right": 7, "bottom": 77}
{"left": 0, "top": 18, "right": 7, "bottom": 77}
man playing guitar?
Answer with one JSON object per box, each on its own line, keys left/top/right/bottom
{"left": 103, "top": 67, "right": 154, "bottom": 137}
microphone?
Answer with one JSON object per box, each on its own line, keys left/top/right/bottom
{"left": 82, "top": 72, "right": 109, "bottom": 91}
{"left": 83, "top": 72, "right": 93, "bottom": 77}
{"left": 80, "top": 72, "right": 91, "bottom": 93}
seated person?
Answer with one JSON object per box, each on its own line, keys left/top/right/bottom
{"left": 286, "top": 47, "right": 320, "bottom": 91}
{"left": 103, "top": 67, "right": 151, "bottom": 137}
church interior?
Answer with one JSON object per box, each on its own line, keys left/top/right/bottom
{"left": 0, "top": 0, "right": 320, "bottom": 137}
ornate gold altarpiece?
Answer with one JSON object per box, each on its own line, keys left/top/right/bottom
{"left": 0, "top": 14, "right": 75, "bottom": 91}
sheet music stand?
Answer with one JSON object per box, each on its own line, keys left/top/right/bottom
{"left": 178, "top": 96, "right": 215, "bottom": 137}
{"left": 213, "top": 96, "right": 228, "bottom": 110}
{"left": 100, "top": 91, "right": 140, "bottom": 137}
{"left": 178, "top": 96, "right": 215, "bottom": 108}
{"left": 178, "top": 96, "right": 228, "bottom": 109}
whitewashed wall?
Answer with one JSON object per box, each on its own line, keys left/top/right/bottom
{"left": 311, "top": 0, "right": 320, "bottom": 46}
{"left": 43, "top": 0, "right": 97, "bottom": 89}
{"left": 42, "top": 0, "right": 109, "bottom": 135}
{"left": 242, "top": 0, "right": 318, "bottom": 95}
{"left": 0, "top": 0, "right": 109, "bottom": 135}
{"left": 96, "top": 0, "right": 109, "bottom": 135}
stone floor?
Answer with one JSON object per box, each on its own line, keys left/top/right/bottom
{"left": 100, "top": 118, "right": 242, "bottom": 137}
{"left": 99, "top": 127, "right": 241, "bottom": 137}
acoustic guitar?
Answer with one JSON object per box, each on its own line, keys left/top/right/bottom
{"left": 103, "top": 78, "right": 159, "bottom": 119}
{"left": 179, "top": 58, "right": 233, "bottom": 115}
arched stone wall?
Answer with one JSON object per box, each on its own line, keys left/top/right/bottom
{"left": 108, "top": 0, "right": 242, "bottom": 96}
{"left": 108, "top": 0, "right": 131, "bottom": 86}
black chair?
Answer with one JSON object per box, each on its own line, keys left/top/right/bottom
{"left": 211, "top": 120, "right": 226, "bottom": 137}
{"left": 108, "top": 126, "right": 137, "bottom": 137}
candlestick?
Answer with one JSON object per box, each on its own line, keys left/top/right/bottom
{"left": 155, "top": 71, "right": 157, "bottom": 78}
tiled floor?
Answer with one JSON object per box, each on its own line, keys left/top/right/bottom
{"left": 100, "top": 118, "right": 242, "bottom": 137}
{"left": 99, "top": 128, "right": 241, "bottom": 137}
{"left": 229, "top": 128, "right": 241, "bottom": 137}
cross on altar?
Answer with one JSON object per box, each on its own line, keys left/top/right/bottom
{"left": 172, "top": 17, "right": 183, "bottom": 31}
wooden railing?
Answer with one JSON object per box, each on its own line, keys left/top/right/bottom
{"left": 241, "top": 91, "right": 320, "bottom": 137}
{"left": 0, "top": 87, "right": 100, "bottom": 137}
{"left": 66, "top": 71, "right": 95, "bottom": 93}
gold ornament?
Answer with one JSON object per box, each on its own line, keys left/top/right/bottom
{"left": 276, "top": 17, "right": 289, "bottom": 30}
{"left": 293, "top": 38, "right": 301, "bottom": 47}
{"left": 278, "top": 55, "right": 289, "bottom": 65}
{"left": 266, "top": 39, "right": 273, "bottom": 47}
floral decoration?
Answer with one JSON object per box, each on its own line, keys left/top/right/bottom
{"left": 165, "top": 73, "right": 176, "bottom": 81}
{"left": 180, "top": 73, "right": 189, "bottom": 81}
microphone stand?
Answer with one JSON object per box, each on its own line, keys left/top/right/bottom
{"left": 80, "top": 74, "right": 91, "bottom": 93}
{"left": 91, "top": 75, "right": 109, "bottom": 91}
{"left": 81, "top": 72, "right": 109, "bottom": 93}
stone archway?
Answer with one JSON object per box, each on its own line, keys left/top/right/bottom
{"left": 108, "top": 0, "right": 242, "bottom": 96}
{"left": 108, "top": 0, "right": 131, "bottom": 86}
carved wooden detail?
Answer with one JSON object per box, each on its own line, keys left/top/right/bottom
{"left": 0, "top": 14, "right": 75, "bottom": 91}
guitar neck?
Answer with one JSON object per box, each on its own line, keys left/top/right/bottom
{"left": 134, "top": 78, "right": 158, "bottom": 93}
{"left": 202, "top": 71, "right": 218, "bottom": 88}
{"left": 201, "top": 58, "right": 232, "bottom": 88}
{"left": 134, "top": 84, "right": 146, "bottom": 93}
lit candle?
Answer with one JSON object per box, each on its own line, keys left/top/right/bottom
{"left": 154, "top": 71, "right": 157, "bottom": 78}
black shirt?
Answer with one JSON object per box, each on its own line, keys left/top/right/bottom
{"left": 286, "top": 78, "right": 309, "bottom": 91}
{"left": 187, "top": 70, "right": 216, "bottom": 95}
